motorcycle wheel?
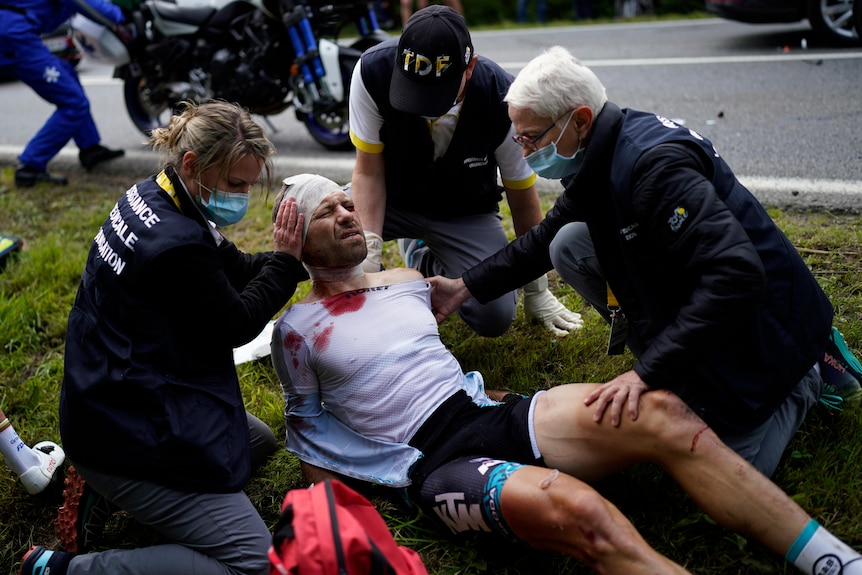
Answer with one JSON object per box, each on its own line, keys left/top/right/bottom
{"left": 299, "top": 53, "right": 361, "bottom": 151}
{"left": 301, "top": 108, "right": 352, "bottom": 152}
{"left": 123, "top": 74, "right": 181, "bottom": 136}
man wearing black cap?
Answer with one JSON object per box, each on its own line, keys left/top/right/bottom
{"left": 347, "top": 5, "right": 584, "bottom": 338}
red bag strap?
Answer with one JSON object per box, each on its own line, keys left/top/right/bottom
{"left": 315, "top": 479, "right": 349, "bottom": 574}
{"left": 268, "top": 479, "right": 428, "bottom": 575}
{"left": 327, "top": 480, "right": 428, "bottom": 575}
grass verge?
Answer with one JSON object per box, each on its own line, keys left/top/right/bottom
{"left": 1, "top": 166, "right": 860, "bottom": 574}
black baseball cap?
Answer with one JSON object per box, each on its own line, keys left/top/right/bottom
{"left": 389, "top": 5, "right": 474, "bottom": 117}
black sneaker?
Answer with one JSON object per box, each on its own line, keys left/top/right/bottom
{"left": 55, "top": 466, "right": 117, "bottom": 553}
{"left": 79, "top": 145, "right": 124, "bottom": 171}
{"left": 14, "top": 165, "right": 68, "bottom": 187}
{"left": 19, "top": 546, "right": 73, "bottom": 575}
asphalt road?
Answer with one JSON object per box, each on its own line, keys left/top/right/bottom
{"left": 2, "top": 17, "right": 861, "bottom": 211}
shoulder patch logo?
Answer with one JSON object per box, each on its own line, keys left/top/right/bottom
{"left": 668, "top": 207, "right": 689, "bottom": 232}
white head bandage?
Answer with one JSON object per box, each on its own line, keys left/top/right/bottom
{"left": 277, "top": 173, "right": 343, "bottom": 242}
{"left": 275, "top": 174, "right": 365, "bottom": 282}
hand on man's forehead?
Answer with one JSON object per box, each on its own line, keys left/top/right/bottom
{"left": 274, "top": 174, "right": 345, "bottom": 238}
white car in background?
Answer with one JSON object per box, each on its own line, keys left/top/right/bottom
{"left": 706, "top": 0, "right": 860, "bottom": 47}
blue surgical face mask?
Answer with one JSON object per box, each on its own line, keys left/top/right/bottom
{"left": 195, "top": 181, "right": 249, "bottom": 227}
{"left": 524, "top": 112, "right": 585, "bottom": 180}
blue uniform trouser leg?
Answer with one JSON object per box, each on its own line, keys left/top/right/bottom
{"left": 12, "top": 34, "right": 99, "bottom": 170}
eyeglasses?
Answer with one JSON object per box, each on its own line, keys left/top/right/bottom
{"left": 512, "top": 110, "right": 574, "bottom": 153}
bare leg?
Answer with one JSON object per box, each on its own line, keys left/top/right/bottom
{"left": 533, "top": 385, "right": 811, "bottom": 556}
{"left": 444, "top": 0, "right": 465, "bottom": 15}
{"left": 400, "top": 0, "right": 413, "bottom": 25}
{"left": 500, "top": 466, "right": 691, "bottom": 574}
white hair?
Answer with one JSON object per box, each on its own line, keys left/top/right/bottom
{"left": 505, "top": 46, "right": 608, "bottom": 119}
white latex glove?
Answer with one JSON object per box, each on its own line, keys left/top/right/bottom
{"left": 361, "top": 231, "right": 383, "bottom": 273}
{"left": 523, "top": 275, "right": 585, "bottom": 337}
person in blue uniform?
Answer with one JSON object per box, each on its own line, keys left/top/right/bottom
{"left": 0, "top": 0, "right": 127, "bottom": 187}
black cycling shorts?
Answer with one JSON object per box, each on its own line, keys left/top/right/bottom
{"left": 407, "top": 391, "right": 543, "bottom": 541}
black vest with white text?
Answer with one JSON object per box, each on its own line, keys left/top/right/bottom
{"left": 360, "top": 40, "right": 513, "bottom": 217}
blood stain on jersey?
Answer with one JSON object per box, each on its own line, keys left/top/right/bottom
{"left": 312, "top": 324, "right": 334, "bottom": 351}
{"left": 323, "top": 289, "right": 366, "bottom": 315}
{"left": 283, "top": 330, "right": 302, "bottom": 367}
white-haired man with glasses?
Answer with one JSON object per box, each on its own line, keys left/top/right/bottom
{"left": 429, "top": 45, "right": 849, "bottom": 481}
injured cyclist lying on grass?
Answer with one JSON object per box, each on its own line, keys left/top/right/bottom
{"left": 269, "top": 173, "right": 862, "bottom": 575}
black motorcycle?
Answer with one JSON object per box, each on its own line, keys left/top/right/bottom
{"left": 71, "top": 0, "right": 388, "bottom": 150}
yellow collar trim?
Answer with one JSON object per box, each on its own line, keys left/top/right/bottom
{"left": 156, "top": 170, "right": 183, "bottom": 210}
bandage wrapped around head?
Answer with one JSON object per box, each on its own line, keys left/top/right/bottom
{"left": 273, "top": 173, "right": 364, "bottom": 281}
{"left": 272, "top": 173, "right": 343, "bottom": 242}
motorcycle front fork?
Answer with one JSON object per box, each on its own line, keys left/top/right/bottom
{"left": 282, "top": 6, "right": 325, "bottom": 109}
{"left": 282, "top": 4, "right": 380, "bottom": 112}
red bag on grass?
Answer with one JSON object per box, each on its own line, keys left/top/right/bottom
{"left": 268, "top": 478, "right": 428, "bottom": 575}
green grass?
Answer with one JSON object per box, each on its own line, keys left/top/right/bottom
{"left": 1, "top": 164, "right": 861, "bottom": 575}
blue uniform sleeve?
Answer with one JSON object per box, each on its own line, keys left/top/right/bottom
{"left": 69, "top": 0, "right": 125, "bottom": 25}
